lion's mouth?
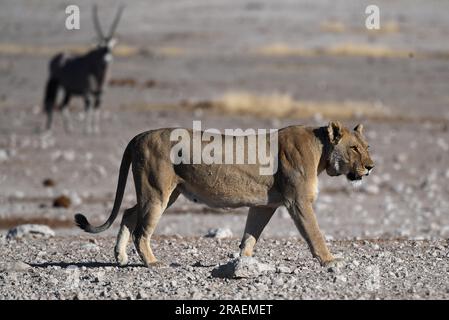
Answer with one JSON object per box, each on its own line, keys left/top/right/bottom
{"left": 346, "top": 172, "right": 362, "bottom": 181}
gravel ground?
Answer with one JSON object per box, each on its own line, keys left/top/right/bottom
{"left": 1, "top": 235, "right": 448, "bottom": 300}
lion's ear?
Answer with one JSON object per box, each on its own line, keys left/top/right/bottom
{"left": 354, "top": 124, "right": 364, "bottom": 135}
{"left": 327, "top": 121, "right": 343, "bottom": 145}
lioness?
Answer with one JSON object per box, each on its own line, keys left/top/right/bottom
{"left": 75, "top": 121, "right": 374, "bottom": 267}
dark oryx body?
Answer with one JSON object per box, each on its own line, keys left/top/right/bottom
{"left": 43, "top": 5, "right": 123, "bottom": 133}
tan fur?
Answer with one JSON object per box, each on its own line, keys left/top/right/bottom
{"left": 77, "top": 121, "right": 374, "bottom": 267}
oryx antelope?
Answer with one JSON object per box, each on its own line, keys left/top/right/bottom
{"left": 43, "top": 5, "right": 124, "bottom": 133}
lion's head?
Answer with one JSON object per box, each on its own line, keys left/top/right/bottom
{"left": 325, "top": 121, "right": 374, "bottom": 182}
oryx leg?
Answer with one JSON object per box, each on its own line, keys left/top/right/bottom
{"left": 115, "top": 189, "right": 180, "bottom": 266}
{"left": 83, "top": 95, "right": 93, "bottom": 134}
{"left": 92, "top": 93, "right": 101, "bottom": 134}
{"left": 60, "top": 93, "right": 72, "bottom": 133}
{"left": 45, "top": 110, "right": 53, "bottom": 132}
{"left": 239, "top": 206, "right": 276, "bottom": 257}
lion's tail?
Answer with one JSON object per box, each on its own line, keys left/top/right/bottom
{"left": 74, "top": 141, "right": 133, "bottom": 233}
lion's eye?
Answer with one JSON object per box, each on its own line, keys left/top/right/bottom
{"left": 350, "top": 146, "right": 358, "bottom": 152}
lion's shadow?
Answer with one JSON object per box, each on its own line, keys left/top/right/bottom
{"left": 29, "top": 261, "right": 144, "bottom": 268}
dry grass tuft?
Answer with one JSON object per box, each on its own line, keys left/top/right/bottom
{"left": 153, "top": 46, "right": 186, "bottom": 56}
{"left": 369, "top": 21, "right": 401, "bottom": 34}
{"left": 326, "top": 43, "right": 411, "bottom": 58}
{"left": 320, "top": 21, "right": 346, "bottom": 33}
{"left": 255, "top": 43, "right": 313, "bottom": 57}
{"left": 190, "top": 91, "right": 390, "bottom": 120}
{"left": 255, "top": 42, "right": 414, "bottom": 58}
{"left": 320, "top": 20, "right": 400, "bottom": 34}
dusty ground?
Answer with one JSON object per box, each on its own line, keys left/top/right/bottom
{"left": 1, "top": 0, "right": 449, "bottom": 300}
{"left": 1, "top": 236, "right": 449, "bottom": 300}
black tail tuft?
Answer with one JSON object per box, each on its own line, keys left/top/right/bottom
{"left": 74, "top": 213, "right": 89, "bottom": 231}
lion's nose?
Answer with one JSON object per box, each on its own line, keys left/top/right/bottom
{"left": 365, "top": 165, "right": 374, "bottom": 175}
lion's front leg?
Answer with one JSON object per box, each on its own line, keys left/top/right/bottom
{"left": 286, "top": 198, "right": 336, "bottom": 266}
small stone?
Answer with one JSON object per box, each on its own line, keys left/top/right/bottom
{"left": 228, "top": 252, "right": 239, "bottom": 259}
{"left": 276, "top": 266, "right": 291, "bottom": 274}
{"left": 80, "top": 243, "right": 98, "bottom": 251}
{"left": 333, "top": 275, "right": 347, "bottom": 283}
{"left": 205, "top": 228, "right": 233, "bottom": 239}
{"left": 192, "top": 291, "right": 203, "bottom": 299}
{"left": 137, "top": 290, "right": 148, "bottom": 299}
{"left": 14, "top": 191, "right": 25, "bottom": 199}
{"left": 66, "top": 265, "right": 79, "bottom": 270}
{"left": 53, "top": 195, "right": 71, "bottom": 208}
{"left": 0, "top": 149, "right": 8, "bottom": 162}
{"left": 69, "top": 192, "right": 82, "bottom": 206}
{"left": 42, "top": 178, "right": 56, "bottom": 187}
{"left": 273, "top": 277, "right": 284, "bottom": 286}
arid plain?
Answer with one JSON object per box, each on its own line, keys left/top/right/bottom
{"left": 1, "top": 0, "right": 449, "bottom": 299}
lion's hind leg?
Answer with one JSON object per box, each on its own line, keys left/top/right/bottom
{"left": 114, "top": 205, "right": 138, "bottom": 266}
{"left": 133, "top": 200, "right": 167, "bottom": 267}
{"left": 131, "top": 165, "right": 180, "bottom": 267}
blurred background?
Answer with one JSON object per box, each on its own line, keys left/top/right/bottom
{"left": 0, "top": 0, "right": 448, "bottom": 240}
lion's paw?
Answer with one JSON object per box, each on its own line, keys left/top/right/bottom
{"left": 324, "top": 258, "right": 345, "bottom": 271}
{"left": 115, "top": 254, "right": 129, "bottom": 266}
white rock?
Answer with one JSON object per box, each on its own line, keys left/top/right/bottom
{"left": 0, "top": 149, "right": 8, "bottom": 162}
{"left": 80, "top": 243, "right": 99, "bottom": 251}
{"left": 7, "top": 224, "right": 55, "bottom": 240}
{"left": 333, "top": 275, "right": 347, "bottom": 283}
{"left": 137, "top": 290, "right": 149, "bottom": 299}
{"left": 0, "top": 261, "right": 31, "bottom": 272}
{"left": 51, "top": 150, "right": 75, "bottom": 162}
{"left": 276, "top": 266, "right": 291, "bottom": 274}
{"left": 436, "top": 138, "right": 449, "bottom": 151}
{"left": 63, "top": 150, "right": 76, "bottom": 161}
{"left": 66, "top": 265, "right": 79, "bottom": 270}
{"left": 273, "top": 277, "right": 284, "bottom": 286}
{"left": 13, "top": 191, "right": 25, "bottom": 199}
{"left": 212, "top": 257, "right": 275, "bottom": 278}
{"left": 69, "top": 192, "right": 83, "bottom": 206}
{"left": 205, "top": 228, "right": 233, "bottom": 239}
